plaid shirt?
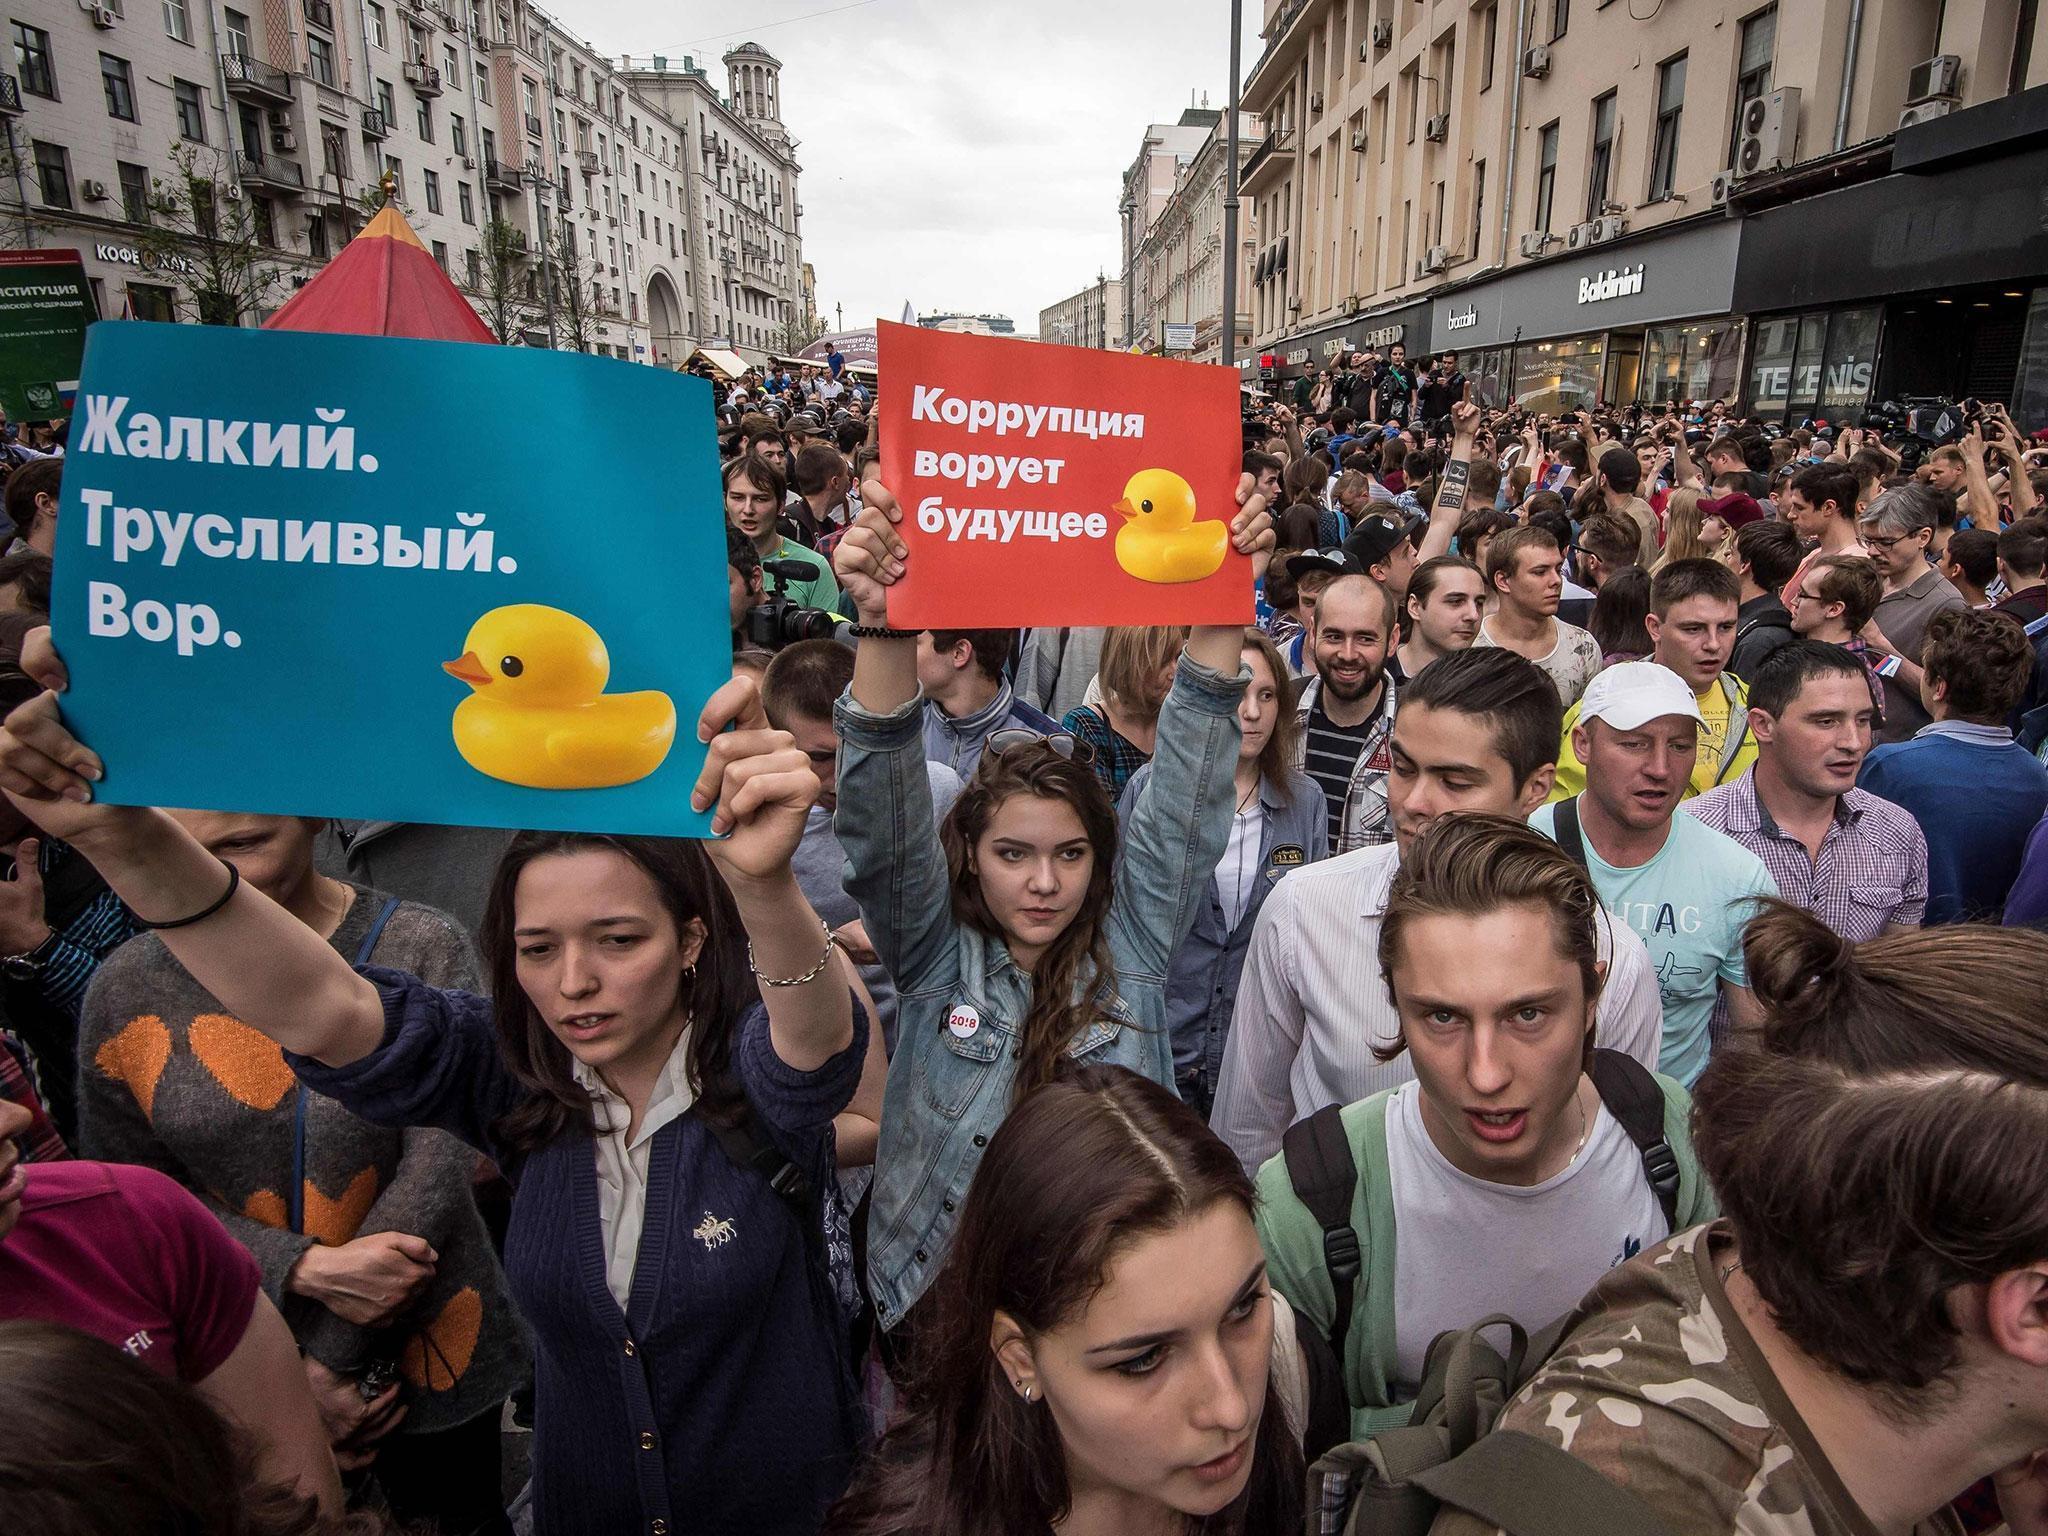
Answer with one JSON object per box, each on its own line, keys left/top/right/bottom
{"left": 0, "top": 1030, "right": 68, "bottom": 1160}
{"left": 1689, "top": 769, "right": 1928, "bottom": 940}
{"left": 1060, "top": 705, "right": 1152, "bottom": 797}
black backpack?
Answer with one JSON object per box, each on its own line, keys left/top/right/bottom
{"left": 1282, "top": 1047, "right": 1682, "bottom": 1458}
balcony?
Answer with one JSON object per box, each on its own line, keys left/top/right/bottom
{"left": 484, "top": 157, "right": 523, "bottom": 191}
{"left": 1237, "top": 127, "right": 1295, "bottom": 196}
{"left": 304, "top": 0, "right": 334, "bottom": 29}
{"left": 404, "top": 61, "right": 442, "bottom": 96}
{"left": 361, "top": 107, "right": 390, "bottom": 138}
{"left": 221, "top": 53, "right": 294, "bottom": 106}
{"left": 576, "top": 148, "right": 599, "bottom": 174}
{"left": 524, "top": 113, "right": 543, "bottom": 137}
{"left": 235, "top": 150, "right": 306, "bottom": 194}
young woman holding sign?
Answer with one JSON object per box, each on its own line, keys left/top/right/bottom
{"left": 825, "top": 1065, "right": 1303, "bottom": 1536}
{"left": 829, "top": 475, "right": 1274, "bottom": 1346}
{"left": 0, "top": 653, "right": 872, "bottom": 1536}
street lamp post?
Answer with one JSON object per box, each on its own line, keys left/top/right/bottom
{"left": 1221, "top": 0, "right": 1242, "bottom": 370}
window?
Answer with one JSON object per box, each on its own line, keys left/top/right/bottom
{"left": 1480, "top": 4, "right": 1497, "bottom": 90}
{"left": 32, "top": 141, "right": 71, "bottom": 209}
{"left": 1535, "top": 120, "right": 1559, "bottom": 231}
{"left": 432, "top": 239, "right": 448, "bottom": 271}
{"left": 423, "top": 168, "right": 441, "bottom": 212}
{"left": 465, "top": 247, "right": 479, "bottom": 287}
{"left": 175, "top": 78, "right": 206, "bottom": 141}
{"left": 1550, "top": 0, "right": 1569, "bottom": 38}
{"left": 442, "top": 44, "right": 458, "bottom": 88}
{"left": 1649, "top": 54, "right": 1686, "bottom": 200}
{"left": 1586, "top": 91, "right": 1616, "bottom": 220}
{"left": 368, "top": 1, "right": 386, "bottom": 48}
{"left": 321, "top": 122, "right": 348, "bottom": 179}
{"left": 415, "top": 96, "right": 431, "bottom": 139}
{"left": 376, "top": 79, "right": 395, "bottom": 121}
{"left": 1731, "top": 6, "right": 1776, "bottom": 170}
{"left": 480, "top": 126, "right": 495, "bottom": 163}
{"left": 449, "top": 114, "right": 466, "bottom": 156}
{"left": 384, "top": 155, "right": 403, "bottom": 199}
{"left": 1471, "top": 159, "right": 1486, "bottom": 255}
{"left": 224, "top": 8, "right": 248, "bottom": 54}
{"left": 161, "top": 0, "right": 189, "bottom": 43}
{"left": 101, "top": 53, "right": 136, "bottom": 119}
{"left": 307, "top": 33, "right": 334, "bottom": 86}
{"left": 307, "top": 214, "right": 329, "bottom": 260}
{"left": 476, "top": 64, "right": 490, "bottom": 104}
{"left": 458, "top": 180, "right": 474, "bottom": 222}
{"left": 12, "top": 24, "right": 54, "bottom": 98}
{"left": 118, "top": 160, "right": 151, "bottom": 223}
{"left": 253, "top": 196, "right": 275, "bottom": 247}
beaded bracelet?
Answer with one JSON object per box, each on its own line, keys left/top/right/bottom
{"left": 748, "top": 918, "right": 836, "bottom": 988}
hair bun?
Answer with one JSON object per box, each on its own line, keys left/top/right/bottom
{"left": 1741, "top": 899, "right": 1857, "bottom": 1053}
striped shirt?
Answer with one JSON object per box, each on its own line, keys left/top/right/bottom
{"left": 1212, "top": 841, "right": 1665, "bottom": 1174}
{"left": 1689, "top": 769, "right": 1927, "bottom": 939}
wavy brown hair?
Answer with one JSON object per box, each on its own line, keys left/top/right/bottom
{"left": 1238, "top": 628, "right": 1300, "bottom": 803}
{"left": 1693, "top": 903, "right": 2048, "bottom": 1407}
{"left": 944, "top": 745, "right": 1120, "bottom": 1099}
{"left": 0, "top": 1320, "right": 394, "bottom": 1536}
{"left": 825, "top": 1065, "right": 1302, "bottom": 1536}
{"left": 478, "top": 832, "right": 758, "bottom": 1151}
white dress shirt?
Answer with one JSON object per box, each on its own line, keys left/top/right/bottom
{"left": 573, "top": 1030, "right": 697, "bottom": 1311}
{"left": 1211, "top": 842, "right": 1663, "bottom": 1174}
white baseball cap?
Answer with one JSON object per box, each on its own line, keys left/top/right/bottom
{"left": 1577, "top": 662, "right": 1706, "bottom": 732}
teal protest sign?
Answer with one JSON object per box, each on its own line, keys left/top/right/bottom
{"left": 56, "top": 322, "right": 730, "bottom": 836}
{"left": 0, "top": 249, "right": 94, "bottom": 421}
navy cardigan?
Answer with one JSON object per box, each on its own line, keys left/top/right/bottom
{"left": 290, "top": 967, "right": 868, "bottom": 1536}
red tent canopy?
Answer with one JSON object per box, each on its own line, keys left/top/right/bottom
{"left": 264, "top": 203, "right": 494, "bottom": 343}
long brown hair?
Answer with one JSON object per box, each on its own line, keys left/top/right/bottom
{"left": 478, "top": 832, "right": 757, "bottom": 1150}
{"left": 1693, "top": 903, "right": 2048, "bottom": 1406}
{"left": 944, "top": 745, "right": 1119, "bottom": 1098}
{"left": 1238, "top": 628, "right": 1299, "bottom": 804}
{"left": 0, "top": 1320, "right": 393, "bottom": 1536}
{"left": 826, "top": 1066, "right": 1302, "bottom": 1536}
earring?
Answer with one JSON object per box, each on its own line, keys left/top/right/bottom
{"left": 1017, "top": 1381, "right": 1035, "bottom": 1404}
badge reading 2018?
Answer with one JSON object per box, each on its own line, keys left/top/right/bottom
{"left": 947, "top": 1006, "right": 981, "bottom": 1040}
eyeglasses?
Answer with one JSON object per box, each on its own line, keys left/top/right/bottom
{"left": 987, "top": 728, "right": 1097, "bottom": 767}
{"left": 1860, "top": 531, "right": 1920, "bottom": 551}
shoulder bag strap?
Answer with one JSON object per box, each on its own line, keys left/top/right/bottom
{"left": 1282, "top": 1104, "right": 1362, "bottom": 1358}
{"left": 1551, "top": 796, "right": 1589, "bottom": 872}
{"left": 1587, "top": 1049, "right": 1682, "bottom": 1230}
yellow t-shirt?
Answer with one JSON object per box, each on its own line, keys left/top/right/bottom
{"left": 1549, "top": 675, "right": 1758, "bottom": 802}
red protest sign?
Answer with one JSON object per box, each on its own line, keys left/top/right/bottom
{"left": 876, "top": 321, "right": 1251, "bottom": 627}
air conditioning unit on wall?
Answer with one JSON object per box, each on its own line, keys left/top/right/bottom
{"left": 1522, "top": 45, "right": 1551, "bottom": 79}
{"left": 1733, "top": 87, "right": 1800, "bottom": 178}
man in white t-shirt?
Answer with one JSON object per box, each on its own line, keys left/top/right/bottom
{"left": 1532, "top": 661, "right": 1778, "bottom": 1086}
{"left": 1471, "top": 524, "right": 1602, "bottom": 708}
{"left": 1214, "top": 647, "right": 1663, "bottom": 1175}
{"left": 1254, "top": 812, "right": 1714, "bottom": 1434}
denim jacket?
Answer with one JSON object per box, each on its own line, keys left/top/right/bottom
{"left": 1117, "top": 764, "right": 1329, "bottom": 1116}
{"left": 833, "top": 653, "right": 1248, "bottom": 1329}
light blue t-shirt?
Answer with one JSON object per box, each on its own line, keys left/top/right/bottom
{"left": 1530, "top": 804, "right": 1778, "bottom": 1087}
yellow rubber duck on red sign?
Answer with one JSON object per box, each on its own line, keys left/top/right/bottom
{"left": 1112, "top": 468, "right": 1229, "bottom": 584}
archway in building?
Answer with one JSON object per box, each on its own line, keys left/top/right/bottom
{"left": 647, "top": 271, "right": 685, "bottom": 367}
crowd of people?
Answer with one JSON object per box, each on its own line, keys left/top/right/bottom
{"left": 5, "top": 355, "right": 2048, "bottom": 1536}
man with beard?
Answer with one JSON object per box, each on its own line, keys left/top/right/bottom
{"left": 1291, "top": 574, "right": 1398, "bottom": 852}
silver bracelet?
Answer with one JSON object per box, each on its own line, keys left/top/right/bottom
{"left": 748, "top": 919, "right": 836, "bottom": 988}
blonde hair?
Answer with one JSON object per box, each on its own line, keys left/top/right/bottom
{"left": 1097, "top": 626, "right": 1188, "bottom": 726}
{"left": 1653, "top": 488, "right": 1707, "bottom": 570}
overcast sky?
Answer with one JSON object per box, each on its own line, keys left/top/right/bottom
{"left": 543, "top": 0, "right": 1264, "bottom": 334}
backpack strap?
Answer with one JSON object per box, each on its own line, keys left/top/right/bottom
{"left": 1292, "top": 1300, "right": 1351, "bottom": 1462}
{"left": 1587, "top": 1048, "right": 1682, "bottom": 1230}
{"left": 1282, "top": 1104, "right": 1362, "bottom": 1359}
{"left": 1411, "top": 1429, "right": 1680, "bottom": 1536}
{"left": 1551, "top": 795, "right": 1589, "bottom": 872}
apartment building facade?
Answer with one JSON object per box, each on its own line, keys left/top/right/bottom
{"left": 1240, "top": 0, "right": 2048, "bottom": 423}
{"left": 1039, "top": 274, "right": 1125, "bottom": 351}
{"left": 1128, "top": 111, "right": 1260, "bottom": 363}
{"left": 2, "top": 0, "right": 805, "bottom": 366}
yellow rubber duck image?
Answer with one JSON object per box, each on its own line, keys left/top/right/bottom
{"left": 1111, "top": 468, "right": 1229, "bottom": 584}
{"left": 442, "top": 605, "right": 676, "bottom": 790}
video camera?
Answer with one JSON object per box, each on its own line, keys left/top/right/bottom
{"left": 748, "top": 558, "right": 837, "bottom": 650}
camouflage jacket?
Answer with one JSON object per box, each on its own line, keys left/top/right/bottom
{"left": 1429, "top": 1222, "right": 1966, "bottom": 1536}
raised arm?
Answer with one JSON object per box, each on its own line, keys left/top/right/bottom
{"left": 1418, "top": 398, "right": 1480, "bottom": 564}
{"left": 0, "top": 648, "right": 384, "bottom": 1069}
